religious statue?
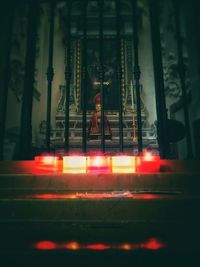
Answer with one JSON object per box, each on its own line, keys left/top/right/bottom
{"left": 88, "top": 93, "right": 112, "bottom": 139}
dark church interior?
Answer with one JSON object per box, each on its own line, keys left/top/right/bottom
{"left": 0, "top": 0, "right": 200, "bottom": 266}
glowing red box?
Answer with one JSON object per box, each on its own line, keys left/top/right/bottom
{"left": 136, "top": 152, "right": 160, "bottom": 173}
{"left": 112, "top": 156, "right": 135, "bottom": 173}
{"left": 87, "top": 156, "right": 111, "bottom": 173}
{"left": 34, "top": 155, "right": 59, "bottom": 171}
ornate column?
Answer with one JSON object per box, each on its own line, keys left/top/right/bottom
{"left": 82, "top": 0, "right": 88, "bottom": 153}
{"left": 116, "top": 0, "right": 124, "bottom": 152}
{"left": 0, "top": 2, "right": 15, "bottom": 160}
{"left": 148, "top": 0, "right": 170, "bottom": 158}
{"left": 132, "top": 0, "right": 143, "bottom": 155}
{"left": 64, "top": 0, "right": 72, "bottom": 153}
{"left": 19, "top": 0, "right": 39, "bottom": 159}
{"left": 99, "top": 0, "right": 105, "bottom": 152}
{"left": 46, "top": 0, "right": 55, "bottom": 152}
{"left": 173, "top": 0, "right": 193, "bottom": 158}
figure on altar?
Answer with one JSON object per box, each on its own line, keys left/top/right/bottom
{"left": 88, "top": 93, "right": 112, "bottom": 140}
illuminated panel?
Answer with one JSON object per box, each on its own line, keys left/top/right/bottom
{"left": 34, "top": 156, "right": 59, "bottom": 172}
{"left": 112, "top": 156, "right": 135, "bottom": 173}
{"left": 136, "top": 152, "right": 160, "bottom": 173}
{"left": 63, "top": 156, "right": 87, "bottom": 173}
{"left": 87, "top": 156, "right": 111, "bottom": 173}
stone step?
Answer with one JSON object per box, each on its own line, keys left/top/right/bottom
{"left": 0, "top": 193, "right": 199, "bottom": 222}
{"left": 0, "top": 172, "right": 200, "bottom": 192}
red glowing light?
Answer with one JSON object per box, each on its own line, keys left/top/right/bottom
{"left": 84, "top": 243, "right": 110, "bottom": 250}
{"left": 64, "top": 242, "right": 81, "bottom": 250}
{"left": 34, "top": 155, "right": 58, "bottom": 172}
{"left": 136, "top": 154, "right": 160, "bottom": 173}
{"left": 34, "top": 241, "right": 57, "bottom": 250}
{"left": 140, "top": 238, "right": 165, "bottom": 250}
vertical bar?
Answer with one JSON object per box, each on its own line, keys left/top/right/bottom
{"left": 99, "top": 0, "right": 105, "bottom": 152}
{"left": 46, "top": 0, "right": 55, "bottom": 152}
{"left": 0, "top": 2, "right": 15, "bottom": 160}
{"left": 115, "top": 0, "right": 124, "bottom": 152}
{"left": 148, "top": 0, "right": 170, "bottom": 158}
{"left": 173, "top": 0, "right": 193, "bottom": 158}
{"left": 132, "top": 0, "right": 143, "bottom": 155}
{"left": 19, "top": 0, "right": 39, "bottom": 159}
{"left": 82, "top": 0, "right": 88, "bottom": 153}
{"left": 64, "top": 0, "right": 72, "bottom": 153}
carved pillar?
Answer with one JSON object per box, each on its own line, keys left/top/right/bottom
{"left": 19, "top": 0, "right": 39, "bottom": 159}
{"left": 82, "top": 0, "right": 88, "bottom": 153}
{"left": 64, "top": 0, "right": 72, "bottom": 153}
{"left": 0, "top": 2, "right": 15, "bottom": 160}
{"left": 99, "top": 0, "right": 105, "bottom": 152}
{"left": 46, "top": 0, "right": 55, "bottom": 152}
{"left": 149, "top": 0, "right": 170, "bottom": 158}
{"left": 132, "top": 0, "right": 143, "bottom": 155}
{"left": 116, "top": 0, "right": 124, "bottom": 152}
{"left": 173, "top": 0, "right": 193, "bottom": 158}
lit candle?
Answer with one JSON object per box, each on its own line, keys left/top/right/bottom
{"left": 63, "top": 156, "right": 87, "bottom": 173}
{"left": 112, "top": 156, "right": 135, "bottom": 173}
{"left": 34, "top": 155, "right": 59, "bottom": 171}
{"left": 87, "top": 156, "right": 111, "bottom": 173}
{"left": 136, "top": 151, "right": 160, "bottom": 173}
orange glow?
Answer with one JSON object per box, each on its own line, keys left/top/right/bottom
{"left": 140, "top": 238, "right": 165, "bottom": 250}
{"left": 87, "top": 156, "right": 111, "bottom": 173}
{"left": 64, "top": 242, "right": 81, "bottom": 250}
{"left": 118, "top": 243, "right": 134, "bottom": 250}
{"left": 143, "top": 152, "right": 154, "bottom": 161}
{"left": 63, "top": 156, "right": 87, "bottom": 173}
{"left": 112, "top": 156, "right": 135, "bottom": 173}
{"left": 84, "top": 243, "right": 111, "bottom": 250}
{"left": 34, "top": 241, "right": 57, "bottom": 250}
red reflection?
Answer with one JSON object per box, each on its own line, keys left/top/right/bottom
{"left": 33, "top": 238, "right": 165, "bottom": 251}
{"left": 84, "top": 243, "right": 111, "bottom": 250}
{"left": 32, "top": 192, "right": 164, "bottom": 200}
{"left": 140, "top": 238, "right": 165, "bottom": 250}
{"left": 64, "top": 242, "right": 80, "bottom": 250}
{"left": 118, "top": 243, "right": 135, "bottom": 250}
{"left": 34, "top": 241, "right": 57, "bottom": 250}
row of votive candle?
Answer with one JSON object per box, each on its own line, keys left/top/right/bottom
{"left": 35, "top": 153, "right": 160, "bottom": 173}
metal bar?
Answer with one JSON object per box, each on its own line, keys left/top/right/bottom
{"left": 82, "top": 0, "right": 88, "bottom": 153}
{"left": 46, "top": 0, "right": 55, "bottom": 152}
{"left": 19, "top": 0, "right": 39, "bottom": 159}
{"left": 116, "top": 0, "right": 124, "bottom": 152}
{"left": 148, "top": 0, "right": 170, "bottom": 159}
{"left": 132, "top": 0, "right": 143, "bottom": 155}
{"left": 64, "top": 0, "right": 72, "bottom": 153}
{"left": 173, "top": 0, "right": 193, "bottom": 159}
{"left": 0, "top": 3, "right": 15, "bottom": 160}
{"left": 99, "top": 0, "right": 105, "bottom": 153}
